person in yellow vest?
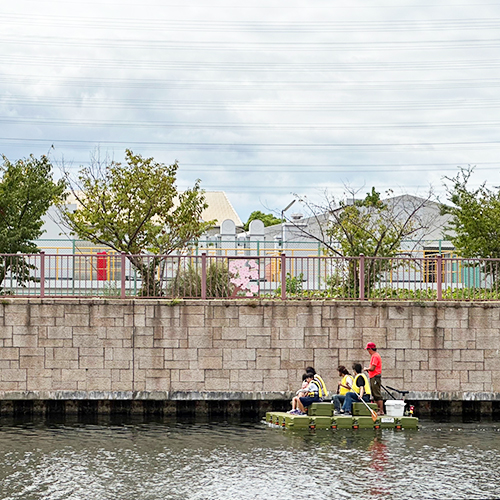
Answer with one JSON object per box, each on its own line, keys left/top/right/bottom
{"left": 339, "top": 363, "right": 371, "bottom": 416}
{"left": 305, "top": 366, "right": 328, "bottom": 400}
{"left": 289, "top": 372, "right": 321, "bottom": 415}
{"left": 332, "top": 365, "right": 353, "bottom": 413}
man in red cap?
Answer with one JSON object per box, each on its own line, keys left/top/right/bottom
{"left": 364, "top": 342, "right": 384, "bottom": 415}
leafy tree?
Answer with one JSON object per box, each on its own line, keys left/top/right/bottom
{"left": 289, "top": 187, "right": 434, "bottom": 293}
{"left": 61, "top": 150, "right": 215, "bottom": 295}
{"left": 442, "top": 166, "right": 500, "bottom": 285}
{"left": 0, "top": 154, "right": 66, "bottom": 291}
{"left": 442, "top": 166, "right": 500, "bottom": 258}
{"left": 327, "top": 188, "right": 417, "bottom": 258}
{"left": 243, "top": 210, "right": 281, "bottom": 231}
{"left": 295, "top": 187, "right": 431, "bottom": 257}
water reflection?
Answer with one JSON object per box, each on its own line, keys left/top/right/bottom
{"left": 368, "top": 437, "right": 389, "bottom": 498}
{"left": 0, "top": 417, "right": 499, "bottom": 500}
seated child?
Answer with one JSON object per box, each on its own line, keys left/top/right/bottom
{"left": 289, "top": 373, "right": 309, "bottom": 413}
{"left": 289, "top": 373, "right": 321, "bottom": 415}
{"left": 296, "top": 372, "right": 309, "bottom": 396}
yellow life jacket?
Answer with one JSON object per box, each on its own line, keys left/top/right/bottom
{"left": 339, "top": 375, "right": 353, "bottom": 396}
{"left": 314, "top": 374, "right": 328, "bottom": 399}
{"left": 307, "top": 380, "right": 321, "bottom": 398}
{"left": 352, "top": 373, "right": 371, "bottom": 396}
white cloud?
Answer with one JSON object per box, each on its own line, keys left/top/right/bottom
{"left": 1, "top": 0, "right": 500, "bottom": 223}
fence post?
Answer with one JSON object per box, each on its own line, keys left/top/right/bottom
{"left": 201, "top": 252, "right": 207, "bottom": 300}
{"left": 359, "top": 254, "right": 365, "bottom": 300}
{"left": 40, "top": 252, "right": 45, "bottom": 298}
{"left": 281, "top": 253, "right": 287, "bottom": 300}
{"left": 121, "top": 253, "right": 126, "bottom": 299}
{"left": 436, "top": 254, "right": 443, "bottom": 301}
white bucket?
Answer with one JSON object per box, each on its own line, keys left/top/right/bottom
{"left": 385, "top": 400, "right": 405, "bottom": 417}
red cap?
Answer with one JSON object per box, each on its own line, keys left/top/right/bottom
{"left": 365, "top": 342, "right": 376, "bottom": 349}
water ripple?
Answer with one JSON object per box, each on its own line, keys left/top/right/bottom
{"left": 0, "top": 420, "right": 499, "bottom": 500}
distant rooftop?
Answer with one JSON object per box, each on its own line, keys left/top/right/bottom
{"left": 202, "top": 191, "right": 242, "bottom": 226}
{"left": 64, "top": 190, "right": 242, "bottom": 227}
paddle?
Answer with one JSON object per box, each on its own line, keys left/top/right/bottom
{"left": 381, "top": 384, "right": 396, "bottom": 400}
{"left": 385, "top": 385, "right": 409, "bottom": 399}
{"left": 357, "top": 393, "right": 378, "bottom": 422}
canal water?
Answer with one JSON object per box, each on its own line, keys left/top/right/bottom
{"left": 0, "top": 416, "right": 499, "bottom": 500}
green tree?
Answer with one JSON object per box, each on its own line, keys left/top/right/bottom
{"left": 61, "top": 150, "right": 215, "bottom": 295}
{"left": 0, "top": 154, "right": 66, "bottom": 291}
{"left": 243, "top": 210, "right": 281, "bottom": 231}
{"left": 442, "top": 166, "right": 500, "bottom": 258}
{"left": 291, "top": 187, "right": 433, "bottom": 294}
{"left": 328, "top": 188, "right": 410, "bottom": 258}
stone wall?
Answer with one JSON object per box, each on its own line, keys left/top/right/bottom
{"left": 1, "top": 299, "right": 499, "bottom": 401}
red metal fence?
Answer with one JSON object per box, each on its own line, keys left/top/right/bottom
{"left": 1, "top": 252, "right": 499, "bottom": 300}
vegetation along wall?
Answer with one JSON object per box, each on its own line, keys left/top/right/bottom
{"left": 0, "top": 299, "right": 499, "bottom": 401}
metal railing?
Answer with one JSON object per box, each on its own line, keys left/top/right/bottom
{"left": 35, "top": 238, "right": 456, "bottom": 259}
{"left": 1, "top": 252, "right": 498, "bottom": 300}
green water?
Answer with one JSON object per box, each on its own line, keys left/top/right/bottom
{"left": 0, "top": 417, "right": 499, "bottom": 500}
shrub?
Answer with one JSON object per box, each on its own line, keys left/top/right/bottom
{"left": 274, "top": 272, "right": 304, "bottom": 297}
{"left": 168, "top": 262, "right": 232, "bottom": 298}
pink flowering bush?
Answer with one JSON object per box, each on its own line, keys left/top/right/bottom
{"left": 229, "top": 259, "right": 260, "bottom": 297}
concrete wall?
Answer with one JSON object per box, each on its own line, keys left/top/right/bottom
{"left": 1, "top": 299, "right": 499, "bottom": 401}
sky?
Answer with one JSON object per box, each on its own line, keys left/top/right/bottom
{"left": 2, "top": 0, "right": 500, "bottom": 223}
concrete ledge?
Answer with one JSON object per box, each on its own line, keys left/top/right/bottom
{"left": 0, "top": 390, "right": 294, "bottom": 401}
{"left": 407, "top": 391, "right": 500, "bottom": 401}
{"left": 1, "top": 390, "right": 500, "bottom": 401}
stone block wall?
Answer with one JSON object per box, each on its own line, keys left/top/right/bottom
{"left": 0, "top": 299, "right": 499, "bottom": 400}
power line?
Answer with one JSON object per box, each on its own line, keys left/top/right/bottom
{"left": 2, "top": 137, "right": 500, "bottom": 150}
{"left": 2, "top": 75, "right": 500, "bottom": 91}
{"left": 182, "top": 162, "right": 497, "bottom": 168}
{"left": 3, "top": 94, "right": 500, "bottom": 112}
{"left": 4, "top": 55, "right": 500, "bottom": 73}
{"left": 8, "top": 0, "right": 500, "bottom": 7}
{"left": 44, "top": 164, "right": 500, "bottom": 174}
{"left": 2, "top": 100, "right": 498, "bottom": 110}
{"left": 3, "top": 116, "right": 500, "bottom": 130}
{"left": 4, "top": 14, "right": 500, "bottom": 32}
{"left": 4, "top": 34, "right": 500, "bottom": 51}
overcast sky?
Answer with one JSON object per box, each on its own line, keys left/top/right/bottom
{"left": 2, "top": 0, "right": 500, "bottom": 222}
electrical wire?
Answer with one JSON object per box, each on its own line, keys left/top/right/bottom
{"left": 3, "top": 116, "right": 500, "bottom": 130}
{"left": 2, "top": 137, "right": 500, "bottom": 150}
{"left": 8, "top": 0, "right": 500, "bottom": 7}
{"left": 4, "top": 14, "right": 500, "bottom": 32}
{"left": 2, "top": 75, "right": 500, "bottom": 91}
{"left": 3, "top": 95, "right": 500, "bottom": 112}
{"left": 3, "top": 55, "right": 500, "bottom": 72}
{"left": 4, "top": 34, "right": 500, "bottom": 51}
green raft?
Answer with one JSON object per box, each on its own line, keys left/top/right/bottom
{"left": 265, "top": 402, "right": 418, "bottom": 430}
